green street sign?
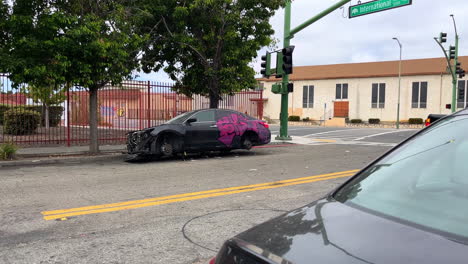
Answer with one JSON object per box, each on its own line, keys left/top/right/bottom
{"left": 349, "top": 0, "right": 412, "bottom": 19}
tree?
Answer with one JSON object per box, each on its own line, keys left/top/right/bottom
{"left": 6, "top": 0, "right": 143, "bottom": 152}
{"left": 56, "top": 3, "right": 144, "bottom": 152}
{"left": 22, "top": 84, "right": 66, "bottom": 129}
{"left": 0, "top": 0, "right": 11, "bottom": 72}
{"left": 138, "top": 0, "right": 285, "bottom": 108}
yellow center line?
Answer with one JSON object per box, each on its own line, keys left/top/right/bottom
{"left": 42, "top": 169, "right": 358, "bottom": 220}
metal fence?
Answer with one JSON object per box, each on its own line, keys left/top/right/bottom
{"left": 0, "top": 75, "right": 264, "bottom": 147}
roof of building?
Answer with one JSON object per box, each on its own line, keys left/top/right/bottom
{"left": 259, "top": 56, "right": 468, "bottom": 82}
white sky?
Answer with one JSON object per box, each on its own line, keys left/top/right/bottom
{"left": 137, "top": 0, "right": 468, "bottom": 82}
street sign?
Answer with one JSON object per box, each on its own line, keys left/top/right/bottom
{"left": 349, "top": 0, "right": 412, "bottom": 19}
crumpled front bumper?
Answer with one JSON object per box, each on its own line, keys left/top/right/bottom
{"left": 126, "top": 131, "right": 151, "bottom": 154}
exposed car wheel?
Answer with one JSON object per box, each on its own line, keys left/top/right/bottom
{"left": 160, "top": 136, "right": 174, "bottom": 157}
{"left": 242, "top": 138, "right": 253, "bottom": 150}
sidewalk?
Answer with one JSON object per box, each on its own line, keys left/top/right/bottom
{"left": 0, "top": 145, "right": 127, "bottom": 168}
{"left": 17, "top": 145, "right": 126, "bottom": 158}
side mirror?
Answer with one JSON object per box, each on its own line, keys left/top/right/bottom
{"left": 186, "top": 118, "right": 197, "bottom": 125}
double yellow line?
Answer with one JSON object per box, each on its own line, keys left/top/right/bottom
{"left": 41, "top": 169, "right": 358, "bottom": 220}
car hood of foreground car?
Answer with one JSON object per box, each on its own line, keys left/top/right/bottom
{"left": 232, "top": 198, "right": 468, "bottom": 264}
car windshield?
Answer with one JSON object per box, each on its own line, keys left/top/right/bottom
{"left": 334, "top": 115, "right": 468, "bottom": 242}
{"left": 164, "top": 111, "right": 195, "bottom": 124}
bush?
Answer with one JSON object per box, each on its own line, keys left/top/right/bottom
{"left": 4, "top": 109, "right": 41, "bottom": 135}
{"left": 368, "top": 118, "right": 380, "bottom": 124}
{"left": 15, "top": 105, "right": 64, "bottom": 127}
{"left": 350, "top": 119, "right": 363, "bottom": 124}
{"left": 302, "top": 117, "right": 310, "bottom": 122}
{"left": 288, "top": 115, "right": 300, "bottom": 122}
{"left": 0, "top": 104, "right": 10, "bottom": 125}
{"left": 408, "top": 118, "right": 423, "bottom": 125}
{"left": 0, "top": 142, "right": 18, "bottom": 160}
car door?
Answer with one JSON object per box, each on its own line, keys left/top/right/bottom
{"left": 215, "top": 110, "right": 242, "bottom": 148}
{"left": 185, "top": 110, "right": 219, "bottom": 150}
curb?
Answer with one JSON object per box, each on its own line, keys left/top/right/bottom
{"left": 0, "top": 152, "right": 125, "bottom": 169}
{"left": 17, "top": 149, "right": 126, "bottom": 158}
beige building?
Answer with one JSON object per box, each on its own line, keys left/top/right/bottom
{"left": 259, "top": 57, "right": 468, "bottom": 122}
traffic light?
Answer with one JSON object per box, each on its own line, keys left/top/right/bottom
{"left": 275, "top": 53, "right": 284, "bottom": 78}
{"left": 287, "top": 83, "right": 294, "bottom": 93}
{"left": 456, "top": 62, "right": 465, "bottom": 78}
{"left": 271, "top": 83, "right": 282, "bottom": 94}
{"left": 271, "top": 82, "right": 293, "bottom": 94}
{"left": 458, "top": 69, "right": 466, "bottom": 79}
{"left": 260, "top": 52, "right": 271, "bottom": 78}
{"left": 439, "top": 32, "right": 447, "bottom": 43}
{"left": 282, "top": 46, "right": 295, "bottom": 75}
{"left": 449, "top": 46, "right": 456, "bottom": 60}
{"left": 446, "top": 104, "right": 452, "bottom": 110}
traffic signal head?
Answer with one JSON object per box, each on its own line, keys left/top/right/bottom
{"left": 456, "top": 62, "right": 465, "bottom": 78}
{"left": 439, "top": 32, "right": 447, "bottom": 43}
{"left": 449, "top": 46, "right": 456, "bottom": 60}
{"left": 260, "top": 52, "right": 271, "bottom": 78}
{"left": 271, "top": 83, "right": 282, "bottom": 94}
{"left": 287, "top": 83, "right": 294, "bottom": 93}
{"left": 282, "top": 46, "right": 295, "bottom": 75}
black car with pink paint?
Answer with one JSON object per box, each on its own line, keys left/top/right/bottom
{"left": 126, "top": 109, "right": 271, "bottom": 159}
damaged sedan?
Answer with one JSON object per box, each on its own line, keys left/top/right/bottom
{"left": 126, "top": 109, "right": 271, "bottom": 160}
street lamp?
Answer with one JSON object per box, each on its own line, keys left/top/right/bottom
{"left": 392, "top": 37, "right": 402, "bottom": 129}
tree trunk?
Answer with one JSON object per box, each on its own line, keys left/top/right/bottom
{"left": 44, "top": 104, "right": 50, "bottom": 129}
{"left": 208, "top": 79, "right": 220, "bottom": 109}
{"left": 89, "top": 88, "right": 99, "bottom": 153}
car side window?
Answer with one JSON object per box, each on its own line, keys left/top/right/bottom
{"left": 215, "top": 110, "right": 234, "bottom": 121}
{"left": 192, "top": 110, "right": 215, "bottom": 122}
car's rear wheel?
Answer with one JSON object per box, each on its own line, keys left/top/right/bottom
{"left": 242, "top": 131, "right": 258, "bottom": 150}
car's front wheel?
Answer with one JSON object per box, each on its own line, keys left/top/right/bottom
{"left": 160, "top": 135, "right": 175, "bottom": 157}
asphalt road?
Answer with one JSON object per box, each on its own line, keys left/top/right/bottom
{"left": 270, "top": 125, "right": 418, "bottom": 145}
{"left": 0, "top": 129, "right": 416, "bottom": 264}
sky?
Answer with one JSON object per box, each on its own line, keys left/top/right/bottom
{"left": 136, "top": 0, "right": 468, "bottom": 82}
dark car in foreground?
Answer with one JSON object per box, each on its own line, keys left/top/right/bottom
{"left": 126, "top": 109, "right": 271, "bottom": 160}
{"left": 211, "top": 109, "right": 468, "bottom": 264}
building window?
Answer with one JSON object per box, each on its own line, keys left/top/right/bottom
{"left": 371, "top": 83, "right": 385, "bottom": 108}
{"left": 336, "top": 84, "right": 348, "bottom": 100}
{"left": 303, "top": 85, "right": 314, "bottom": 108}
{"left": 458, "top": 80, "right": 468, "bottom": 109}
{"left": 412, "top": 82, "right": 428, "bottom": 108}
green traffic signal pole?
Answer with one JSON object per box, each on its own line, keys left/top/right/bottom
{"left": 277, "top": 0, "right": 351, "bottom": 140}
{"left": 451, "top": 15, "right": 459, "bottom": 113}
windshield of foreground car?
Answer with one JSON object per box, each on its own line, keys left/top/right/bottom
{"left": 334, "top": 115, "right": 468, "bottom": 242}
{"left": 164, "top": 111, "right": 195, "bottom": 124}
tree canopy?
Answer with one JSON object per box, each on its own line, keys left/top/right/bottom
{"left": 5, "top": 0, "right": 144, "bottom": 152}
{"left": 138, "top": 0, "right": 285, "bottom": 108}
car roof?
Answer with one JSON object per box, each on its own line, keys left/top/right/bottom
{"left": 192, "top": 109, "right": 241, "bottom": 114}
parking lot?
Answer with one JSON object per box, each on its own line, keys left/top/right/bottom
{"left": 0, "top": 127, "right": 418, "bottom": 264}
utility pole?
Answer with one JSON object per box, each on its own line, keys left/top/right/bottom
{"left": 434, "top": 15, "right": 463, "bottom": 113}
{"left": 451, "top": 14, "right": 459, "bottom": 113}
{"left": 277, "top": 0, "right": 292, "bottom": 140}
{"left": 276, "top": 0, "right": 351, "bottom": 140}
{"left": 392, "top": 38, "right": 402, "bottom": 129}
